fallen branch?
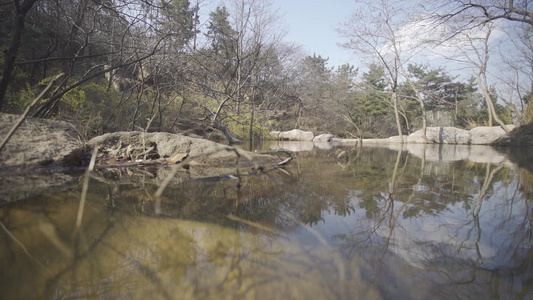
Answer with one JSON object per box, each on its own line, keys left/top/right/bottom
{"left": 73, "top": 145, "right": 98, "bottom": 235}
{"left": 0, "top": 73, "right": 64, "bottom": 153}
{"left": 152, "top": 145, "right": 294, "bottom": 208}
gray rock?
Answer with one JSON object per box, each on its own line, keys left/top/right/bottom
{"left": 88, "top": 131, "right": 278, "bottom": 166}
{"left": 332, "top": 138, "right": 359, "bottom": 145}
{"left": 0, "top": 172, "right": 79, "bottom": 204}
{"left": 0, "top": 113, "right": 83, "bottom": 168}
{"left": 313, "top": 142, "right": 333, "bottom": 150}
{"left": 313, "top": 134, "right": 334, "bottom": 142}
{"left": 278, "top": 129, "right": 314, "bottom": 141}
{"left": 404, "top": 144, "right": 508, "bottom": 164}
{"left": 89, "top": 131, "right": 234, "bottom": 160}
{"left": 269, "top": 141, "right": 314, "bottom": 152}
{"left": 408, "top": 127, "right": 471, "bottom": 144}
{"left": 386, "top": 135, "right": 408, "bottom": 143}
{"left": 470, "top": 125, "right": 515, "bottom": 145}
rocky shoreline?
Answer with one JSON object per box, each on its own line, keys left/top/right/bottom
{"left": 270, "top": 125, "right": 519, "bottom": 145}
{"left": 1, "top": 113, "right": 532, "bottom": 170}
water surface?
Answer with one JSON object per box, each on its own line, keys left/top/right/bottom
{"left": 1, "top": 143, "right": 532, "bottom": 299}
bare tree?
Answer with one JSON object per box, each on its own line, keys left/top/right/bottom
{"left": 431, "top": 22, "right": 511, "bottom": 130}
{"left": 340, "top": 0, "right": 431, "bottom": 141}
{"left": 431, "top": 0, "right": 533, "bottom": 30}
{"left": 494, "top": 22, "right": 533, "bottom": 124}
{"left": 0, "top": 0, "right": 177, "bottom": 126}
{"left": 190, "top": 0, "right": 287, "bottom": 144}
{"left": 426, "top": 0, "right": 532, "bottom": 127}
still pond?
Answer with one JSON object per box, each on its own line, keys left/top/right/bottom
{"left": 1, "top": 142, "right": 532, "bottom": 300}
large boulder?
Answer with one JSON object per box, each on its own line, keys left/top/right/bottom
{"left": 0, "top": 113, "right": 84, "bottom": 168}
{"left": 89, "top": 132, "right": 235, "bottom": 161}
{"left": 278, "top": 129, "right": 314, "bottom": 141}
{"left": 87, "top": 131, "right": 278, "bottom": 167}
{"left": 470, "top": 125, "right": 515, "bottom": 145}
{"left": 313, "top": 133, "right": 334, "bottom": 142}
{"left": 407, "top": 127, "right": 471, "bottom": 144}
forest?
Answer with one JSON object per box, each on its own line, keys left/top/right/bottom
{"left": 0, "top": 0, "right": 531, "bottom": 144}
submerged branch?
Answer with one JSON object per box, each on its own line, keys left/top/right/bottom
{"left": 0, "top": 220, "right": 52, "bottom": 274}
{"left": 74, "top": 146, "right": 98, "bottom": 235}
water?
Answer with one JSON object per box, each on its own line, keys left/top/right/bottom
{"left": 1, "top": 142, "right": 532, "bottom": 299}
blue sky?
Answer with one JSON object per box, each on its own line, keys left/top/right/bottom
{"left": 199, "top": 1, "right": 513, "bottom": 78}
{"left": 201, "top": 0, "right": 359, "bottom": 68}
{"left": 272, "top": 0, "right": 358, "bottom": 68}
{"left": 198, "top": 0, "right": 529, "bottom": 102}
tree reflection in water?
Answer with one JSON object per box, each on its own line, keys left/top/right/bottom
{"left": 335, "top": 146, "right": 533, "bottom": 299}
{"left": 0, "top": 144, "right": 532, "bottom": 299}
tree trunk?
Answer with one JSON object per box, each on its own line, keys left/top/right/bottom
{"left": 249, "top": 100, "right": 254, "bottom": 147}
{"left": 391, "top": 90, "right": 404, "bottom": 142}
{"left": 212, "top": 119, "right": 242, "bottom": 144}
{"left": 404, "top": 79, "right": 428, "bottom": 141}
{"left": 477, "top": 73, "right": 510, "bottom": 132}
{"left": 0, "top": 0, "right": 39, "bottom": 111}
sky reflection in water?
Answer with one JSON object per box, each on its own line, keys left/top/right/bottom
{"left": 0, "top": 143, "right": 532, "bottom": 300}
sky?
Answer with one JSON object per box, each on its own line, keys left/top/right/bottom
{"left": 199, "top": 0, "right": 526, "bottom": 91}
{"left": 202, "top": 0, "right": 359, "bottom": 69}
{"left": 271, "top": 0, "right": 359, "bottom": 68}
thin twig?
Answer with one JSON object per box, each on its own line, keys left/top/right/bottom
{"left": 227, "top": 214, "right": 277, "bottom": 233}
{"left": 74, "top": 146, "right": 98, "bottom": 234}
{"left": 0, "top": 220, "right": 52, "bottom": 274}
{"left": 154, "top": 164, "right": 180, "bottom": 215}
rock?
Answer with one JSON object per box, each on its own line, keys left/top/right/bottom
{"left": 492, "top": 122, "right": 533, "bottom": 147}
{"left": 278, "top": 129, "right": 314, "bottom": 141}
{"left": 0, "top": 113, "right": 84, "bottom": 168}
{"left": 167, "top": 152, "right": 188, "bottom": 164}
{"left": 470, "top": 125, "right": 515, "bottom": 145}
{"left": 369, "top": 143, "right": 512, "bottom": 165}
{"left": 90, "top": 132, "right": 229, "bottom": 159}
{"left": 313, "top": 142, "right": 333, "bottom": 150}
{"left": 313, "top": 134, "right": 334, "bottom": 142}
{"left": 88, "top": 131, "right": 276, "bottom": 166}
{"left": 269, "top": 141, "right": 314, "bottom": 152}
{"left": 332, "top": 138, "right": 359, "bottom": 145}
{"left": 386, "top": 135, "right": 407, "bottom": 143}
{"left": 404, "top": 144, "right": 509, "bottom": 164}
{"left": 0, "top": 172, "right": 79, "bottom": 204}
{"left": 407, "top": 127, "right": 471, "bottom": 144}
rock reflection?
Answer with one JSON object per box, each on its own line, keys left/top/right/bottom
{"left": 1, "top": 145, "right": 532, "bottom": 299}
{"left": 334, "top": 146, "right": 533, "bottom": 299}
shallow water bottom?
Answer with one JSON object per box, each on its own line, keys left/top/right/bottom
{"left": 1, "top": 144, "right": 532, "bottom": 299}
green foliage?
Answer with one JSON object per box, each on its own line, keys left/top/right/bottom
{"left": 207, "top": 6, "right": 236, "bottom": 56}
{"left": 159, "top": 0, "right": 196, "bottom": 48}
{"left": 223, "top": 107, "right": 271, "bottom": 141}
{"left": 521, "top": 103, "right": 533, "bottom": 124}
{"left": 349, "top": 64, "right": 392, "bottom": 136}
{"left": 362, "top": 63, "right": 387, "bottom": 91}
{"left": 0, "top": 0, "right": 523, "bottom": 142}
{"left": 4, "top": 73, "right": 64, "bottom": 113}
{"left": 495, "top": 102, "right": 513, "bottom": 124}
